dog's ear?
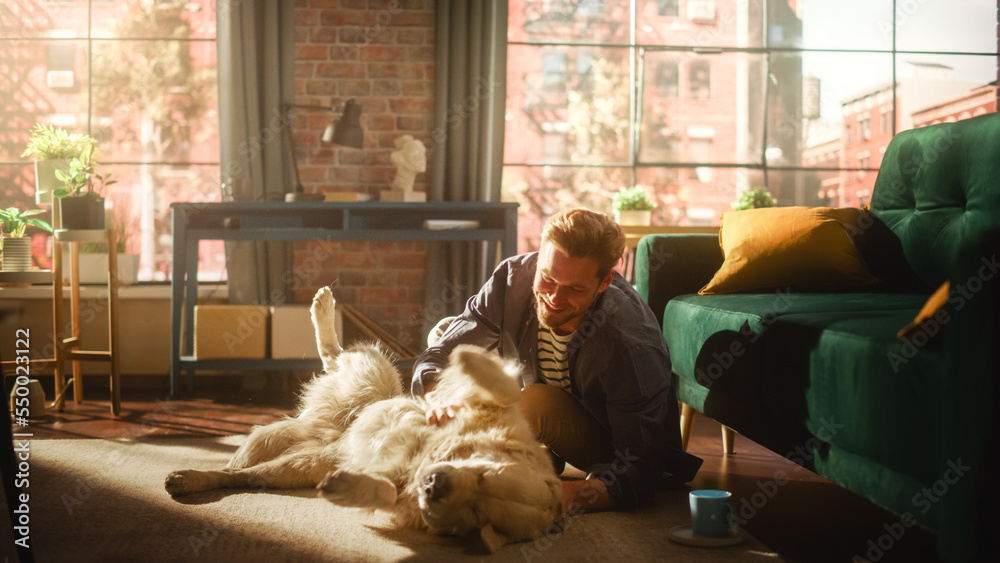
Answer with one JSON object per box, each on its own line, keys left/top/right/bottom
{"left": 480, "top": 522, "right": 512, "bottom": 554}
{"left": 450, "top": 346, "right": 520, "bottom": 407}
{"left": 452, "top": 346, "right": 502, "bottom": 376}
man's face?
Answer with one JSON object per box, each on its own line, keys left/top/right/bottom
{"left": 532, "top": 241, "right": 613, "bottom": 336}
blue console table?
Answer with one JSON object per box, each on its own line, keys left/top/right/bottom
{"left": 170, "top": 201, "right": 518, "bottom": 399}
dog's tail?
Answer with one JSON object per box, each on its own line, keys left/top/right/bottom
{"left": 311, "top": 286, "right": 343, "bottom": 371}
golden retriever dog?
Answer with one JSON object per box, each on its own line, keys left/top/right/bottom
{"left": 165, "top": 287, "right": 562, "bottom": 552}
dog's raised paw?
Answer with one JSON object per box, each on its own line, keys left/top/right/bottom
{"left": 311, "top": 286, "right": 343, "bottom": 361}
{"left": 311, "top": 287, "right": 335, "bottom": 318}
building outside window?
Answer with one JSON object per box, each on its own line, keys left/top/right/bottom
{"left": 658, "top": 0, "right": 680, "bottom": 17}
{"left": 688, "top": 59, "right": 712, "bottom": 101}
{"left": 656, "top": 59, "right": 680, "bottom": 99}
{"left": 542, "top": 51, "right": 569, "bottom": 93}
{"left": 1, "top": 0, "right": 220, "bottom": 282}
{"left": 504, "top": 0, "right": 998, "bottom": 252}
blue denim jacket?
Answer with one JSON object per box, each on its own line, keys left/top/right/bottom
{"left": 412, "top": 252, "right": 702, "bottom": 507}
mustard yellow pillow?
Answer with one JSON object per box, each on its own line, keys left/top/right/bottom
{"left": 897, "top": 281, "right": 950, "bottom": 339}
{"left": 699, "top": 207, "right": 879, "bottom": 295}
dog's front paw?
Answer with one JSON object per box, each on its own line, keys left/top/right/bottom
{"left": 311, "top": 287, "right": 335, "bottom": 320}
{"left": 165, "top": 470, "right": 214, "bottom": 497}
{"left": 318, "top": 470, "right": 397, "bottom": 511}
{"left": 311, "top": 286, "right": 343, "bottom": 361}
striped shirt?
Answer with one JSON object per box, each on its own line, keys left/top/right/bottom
{"left": 537, "top": 327, "right": 574, "bottom": 392}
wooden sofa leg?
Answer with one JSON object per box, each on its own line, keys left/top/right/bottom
{"left": 721, "top": 426, "right": 735, "bottom": 454}
{"left": 680, "top": 403, "right": 695, "bottom": 452}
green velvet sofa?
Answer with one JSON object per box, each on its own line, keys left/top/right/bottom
{"left": 635, "top": 112, "right": 999, "bottom": 563}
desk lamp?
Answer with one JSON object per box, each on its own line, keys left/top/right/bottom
{"left": 284, "top": 99, "right": 363, "bottom": 202}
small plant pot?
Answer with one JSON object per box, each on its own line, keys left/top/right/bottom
{"left": 614, "top": 209, "right": 652, "bottom": 226}
{"left": 59, "top": 194, "right": 106, "bottom": 230}
{"left": 62, "top": 252, "right": 140, "bottom": 286}
{"left": 0, "top": 237, "right": 33, "bottom": 271}
{"left": 34, "top": 159, "right": 71, "bottom": 204}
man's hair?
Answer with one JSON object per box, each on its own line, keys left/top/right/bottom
{"left": 541, "top": 208, "right": 626, "bottom": 279}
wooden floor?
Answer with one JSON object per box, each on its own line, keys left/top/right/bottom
{"left": 9, "top": 382, "right": 942, "bottom": 563}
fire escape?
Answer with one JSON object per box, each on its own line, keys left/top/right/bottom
{"left": 521, "top": 0, "right": 624, "bottom": 41}
{"left": 518, "top": 1, "right": 623, "bottom": 197}
{"left": 520, "top": 0, "right": 625, "bottom": 127}
{"left": 0, "top": 1, "right": 60, "bottom": 200}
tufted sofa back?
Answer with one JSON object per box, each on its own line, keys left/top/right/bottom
{"left": 870, "top": 112, "right": 1000, "bottom": 288}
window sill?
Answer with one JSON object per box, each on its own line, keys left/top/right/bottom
{"left": 0, "top": 284, "right": 229, "bottom": 300}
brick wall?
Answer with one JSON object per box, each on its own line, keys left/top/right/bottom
{"left": 290, "top": 0, "right": 436, "bottom": 351}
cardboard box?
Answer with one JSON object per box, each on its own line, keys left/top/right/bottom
{"left": 270, "top": 305, "right": 342, "bottom": 359}
{"left": 194, "top": 305, "right": 270, "bottom": 359}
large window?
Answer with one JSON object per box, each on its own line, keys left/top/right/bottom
{"left": 504, "top": 0, "right": 999, "bottom": 251}
{"left": 0, "top": 0, "right": 220, "bottom": 281}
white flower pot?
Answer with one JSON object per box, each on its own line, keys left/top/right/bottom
{"left": 1, "top": 237, "right": 33, "bottom": 271}
{"left": 34, "top": 159, "right": 71, "bottom": 204}
{"left": 62, "top": 253, "right": 140, "bottom": 286}
{"left": 614, "top": 210, "right": 652, "bottom": 226}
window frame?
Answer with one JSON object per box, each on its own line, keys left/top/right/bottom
{"left": 504, "top": 0, "right": 998, "bottom": 218}
{"left": 0, "top": 1, "right": 220, "bottom": 283}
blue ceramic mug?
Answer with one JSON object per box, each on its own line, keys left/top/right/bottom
{"left": 689, "top": 489, "right": 735, "bottom": 538}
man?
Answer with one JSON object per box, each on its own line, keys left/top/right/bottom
{"left": 412, "top": 208, "right": 702, "bottom": 513}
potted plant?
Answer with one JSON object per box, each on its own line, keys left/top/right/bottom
{"left": 21, "top": 124, "right": 97, "bottom": 204}
{"left": 0, "top": 207, "right": 53, "bottom": 271}
{"left": 732, "top": 187, "right": 777, "bottom": 211}
{"left": 612, "top": 185, "right": 656, "bottom": 226}
{"left": 65, "top": 208, "right": 140, "bottom": 285}
{"left": 54, "top": 144, "right": 117, "bottom": 230}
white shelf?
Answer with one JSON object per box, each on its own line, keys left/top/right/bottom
{"left": 54, "top": 229, "right": 108, "bottom": 243}
{"left": 0, "top": 270, "right": 54, "bottom": 284}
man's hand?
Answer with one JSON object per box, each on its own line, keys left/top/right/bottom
{"left": 561, "top": 478, "right": 617, "bottom": 514}
{"left": 424, "top": 389, "right": 465, "bottom": 425}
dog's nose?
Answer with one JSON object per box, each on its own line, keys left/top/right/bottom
{"left": 422, "top": 471, "right": 450, "bottom": 501}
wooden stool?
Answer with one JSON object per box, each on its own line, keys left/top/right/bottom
{"left": 52, "top": 227, "right": 121, "bottom": 416}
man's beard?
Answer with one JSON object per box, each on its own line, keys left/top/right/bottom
{"left": 534, "top": 292, "right": 584, "bottom": 334}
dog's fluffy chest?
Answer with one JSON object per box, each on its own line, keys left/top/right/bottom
{"left": 336, "top": 398, "right": 523, "bottom": 479}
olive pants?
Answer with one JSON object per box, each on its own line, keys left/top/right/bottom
{"left": 519, "top": 383, "right": 615, "bottom": 472}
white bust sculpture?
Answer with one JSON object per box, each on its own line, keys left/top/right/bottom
{"left": 390, "top": 134, "right": 426, "bottom": 193}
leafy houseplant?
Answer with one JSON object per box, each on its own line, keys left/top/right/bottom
{"left": 54, "top": 145, "right": 117, "bottom": 230}
{"left": 732, "top": 187, "right": 777, "bottom": 211}
{"left": 612, "top": 185, "right": 656, "bottom": 226}
{"left": 21, "top": 124, "right": 97, "bottom": 161}
{"left": 21, "top": 124, "right": 97, "bottom": 203}
{"left": 1, "top": 207, "right": 53, "bottom": 272}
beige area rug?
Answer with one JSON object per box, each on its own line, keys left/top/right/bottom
{"left": 2, "top": 436, "right": 783, "bottom": 562}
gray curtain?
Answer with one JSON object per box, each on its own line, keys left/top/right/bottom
{"left": 217, "top": 0, "right": 295, "bottom": 304}
{"left": 425, "top": 0, "right": 508, "bottom": 329}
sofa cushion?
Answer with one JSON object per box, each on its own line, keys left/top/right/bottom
{"left": 699, "top": 206, "right": 879, "bottom": 294}
{"left": 850, "top": 209, "right": 932, "bottom": 293}
{"left": 665, "top": 292, "right": 943, "bottom": 482}
{"left": 871, "top": 112, "right": 1000, "bottom": 288}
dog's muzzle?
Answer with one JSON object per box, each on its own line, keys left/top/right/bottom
{"left": 422, "top": 471, "right": 451, "bottom": 502}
